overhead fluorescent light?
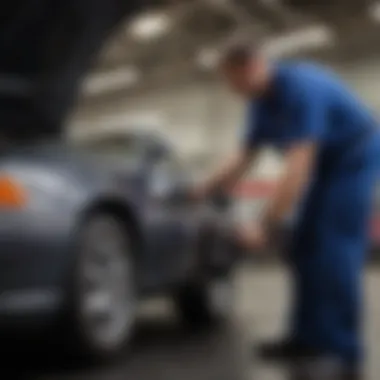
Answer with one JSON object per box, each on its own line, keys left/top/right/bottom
{"left": 263, "top": 25, "right": 335, "bottom": 57}
{"left": 369, "top": 2, "right": 380, "bottom": 22}
{"left": 83, "top": 67, "right": 139, "bottom": 95}
{"left": 196, "top": 48, "right": 220, "bottom": 69}
{"left": 259, "top": 0, "right": 281, "bottom": 8}
{"left": 128, "top": 11, "right": 171, "bottom": 41}
{"left": 205, "top": 0, "right": 231, "bottom": 6}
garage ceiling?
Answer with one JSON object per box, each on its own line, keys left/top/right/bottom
{"left": 79, "top": 0, "right": 380, "bottom": 105}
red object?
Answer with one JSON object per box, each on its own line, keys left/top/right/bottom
{"left": 232, "top": 181, "right": 380, "bottom": 246}
{"left": 232, "top": 180, "right": 276, "bottom": 198}
{"left": 370, "top": 215, "right": 380, "bottom": 244}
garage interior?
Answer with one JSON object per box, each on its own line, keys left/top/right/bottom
{"left": 72, "top": 0, "right": 380, "bottom": 172}
{"left": 11, "top": 1, "right": 380, "bottom": 379}
{"left": 67, "top": 0, "right": 380, "bottom": 224}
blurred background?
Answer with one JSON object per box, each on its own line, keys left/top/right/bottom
{"left": 69, "top": 0, "right": 380, "bottom": 235}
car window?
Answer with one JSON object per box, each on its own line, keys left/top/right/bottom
{"left": 154, "top": 154, "right": 181, "bottom": 172}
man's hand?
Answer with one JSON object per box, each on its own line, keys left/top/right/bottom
{"left": 235, "top": 222, "right": 268, "bottom": 252}
{"left": 190, "top": 149, "right": 257, "bottom": 203}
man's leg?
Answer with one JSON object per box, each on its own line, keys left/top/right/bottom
{"left": 256, "top": 186, "right": 324, "bottom": 361}
{"left": 256, "top": 176, "right": 369, "bottom": 372}
{"left": 293, "top": 158, "right": 377, "bottom": 378}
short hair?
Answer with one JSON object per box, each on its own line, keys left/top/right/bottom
{"left": 219, "top": 36, "right": 259, "bottom": 67}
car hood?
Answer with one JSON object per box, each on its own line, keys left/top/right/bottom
{"left": 0, "top": 142, "right": 146, "bottom": 190}
{"left": 0, "top": 0, "right": 143, "bottom": 142}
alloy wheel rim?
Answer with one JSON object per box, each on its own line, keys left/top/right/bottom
{"left": 79, "top": 223, "right": 135, "bottom": 350}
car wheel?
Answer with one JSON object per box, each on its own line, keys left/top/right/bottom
{"left": 65, "top": 214, "right": 137, "bottom": 361}
{"left": 174, "top": 274, "right": 234, "bottom": 328}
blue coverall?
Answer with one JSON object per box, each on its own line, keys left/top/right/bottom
{"left": 243, "top": 62, "right": 380, "bottom": 364}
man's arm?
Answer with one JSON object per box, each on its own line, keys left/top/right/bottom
{"left": 194, "top": 148, "right": 258, "bottom": 200}
{"left": 261, "top": 142, "right": 316, "bottom": 232}
{"left": 261, "top": 76, "right": 325, "bottom": 234}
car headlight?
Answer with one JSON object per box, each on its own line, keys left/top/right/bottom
{"left": 0, "top": 174, "right": 28, "bottom": 209}
{"left": 0, "top": 165, "right": 86, "bottom": 217}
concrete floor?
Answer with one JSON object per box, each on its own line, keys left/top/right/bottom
{"left": 6, "top": 267, "right": 380, "bottom": 380}
{"left": 238, "top": 266, "right": 380, "bottom": 380}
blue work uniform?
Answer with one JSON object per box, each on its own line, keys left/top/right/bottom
{"left": 243, "top": 62, "right": 380, "bottom": 364}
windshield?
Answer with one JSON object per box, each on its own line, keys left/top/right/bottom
{"left": 75, "top": 135, "right": 144, "bottom": 163}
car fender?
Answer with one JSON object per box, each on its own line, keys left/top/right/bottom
{"left": 0, "top": 160, "right": 144, "bottom": 247}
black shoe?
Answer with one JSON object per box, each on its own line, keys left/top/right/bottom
{"left": 255, "top": 339, "right": 321, "bottom": 362}
{"left": 289, "top": 357, "right": 362, "bottom": 380}
{"left": 342, "top": 367, "right": 362, "bottom": 380}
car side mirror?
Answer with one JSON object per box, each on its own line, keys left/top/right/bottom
{"left": 145, "top": 144, "right": 167, "bottom": 164}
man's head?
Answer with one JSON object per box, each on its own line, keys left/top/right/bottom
{"left": 219, "top": 38, "right": 269, "bottom": 98}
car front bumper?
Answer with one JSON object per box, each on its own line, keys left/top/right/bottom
{"left": 0, "top": 226, "right": 71, "bottom": 329}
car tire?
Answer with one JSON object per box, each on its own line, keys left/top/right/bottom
{"left": 63, "top": 213, "right": 137, "bottom": 362}
{"left": 174, "top": 274, "right": 234, "bottom": 329}
{"left": 174, "top": 220, "right": 236, "bottom": 329}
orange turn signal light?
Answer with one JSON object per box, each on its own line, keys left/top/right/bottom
{"left": 0, "top": 175, "right": 27, "bottom": 209}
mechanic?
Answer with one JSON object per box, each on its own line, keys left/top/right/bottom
{"left": 191, "top": 39, "right": 380, "bottom": 378}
